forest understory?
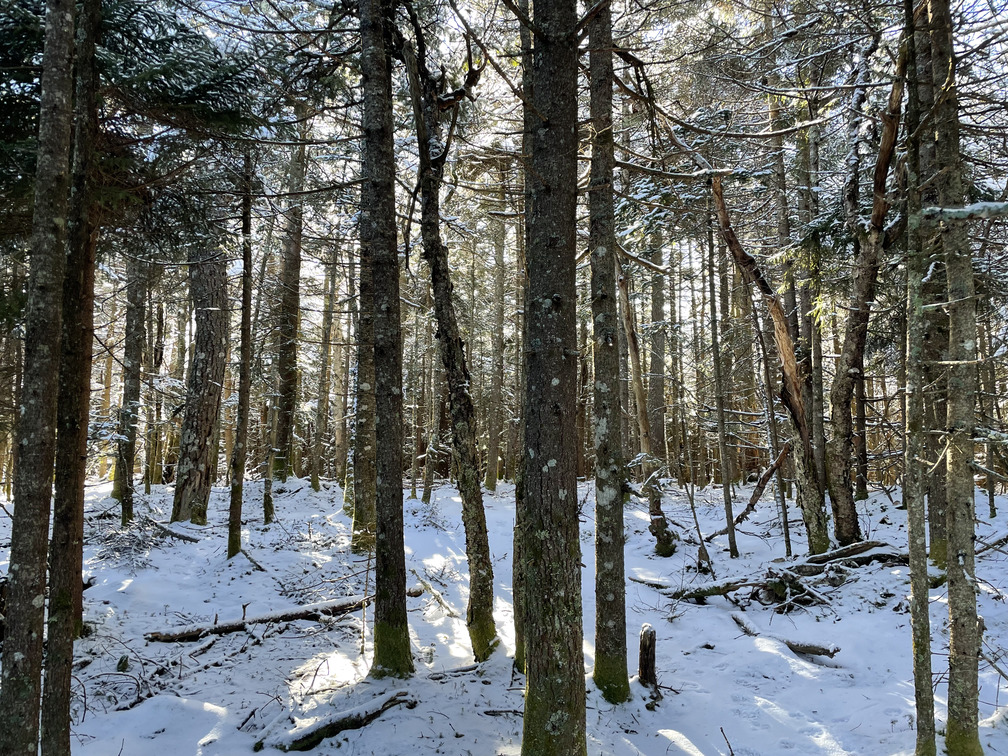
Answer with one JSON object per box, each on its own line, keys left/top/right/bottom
{"left": 10, "top": 477, "right": 1008, "bottom": 756}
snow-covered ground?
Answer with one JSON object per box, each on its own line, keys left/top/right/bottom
{"left": 4, "top": 476, "right": 1008, "bottom": 755}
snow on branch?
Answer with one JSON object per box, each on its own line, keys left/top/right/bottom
{"left": 919, "top": 202, "right": 1008, "bottom": 224}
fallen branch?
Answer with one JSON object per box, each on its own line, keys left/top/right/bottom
{"left": 255, "top": 690, "right": 416, "bottom": 752}
{"left": 765, "top": 566, "right": 832, "bottom": 606}
{"left": 707, "top": 443, "right": 790, "bottom": 541}
{"left": 146, "top": 517, "right": 201, "bottom": 543}
{"left": 731, "top": 612, "right": 839, "bottom": 658}
{"left": 145, "top": 596, "right": 371, "bottom": 643}
{"left": 409, "top": 568, "right": 459, "bottom": 618}
{"left": 978, "top": 531, "right": 1008, "bottom": 556}
{"left": 241, "top": 548, "right": 267, "bottom": 572}
{"left": 627, "top": 574, "right": 675, "bottom": 592}
{"left": 666, "top": 576, "right": 764, "bottom": 602}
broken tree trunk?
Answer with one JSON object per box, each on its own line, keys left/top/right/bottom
{"left": 638, "top": 624, "right": 659, "bottom": 696}
{"left": 711, "top": 176, "right": 829, "bottom": 555}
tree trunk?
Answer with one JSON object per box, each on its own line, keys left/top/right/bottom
{"left": 0, "top": 0, "right": 75, "bottom": 751}
{"left": 40, "top": 2, "right": 100, "bottom": 749}
{"left": 711, "top": 176, "right": 829, "bottom": 554}
{"left": 709, "top": 201, "right": 738, "bottom": 558}
{"left": 647, "top": 233, "right": 666, "bottom": 468}
{"left": 274, "top": 138, "right": 306, "bottom": 482}
{"left": 521, "top": 0, "right": 586, "bottom": 750}
{"left": 902, "top": 3, "right": 936, "bottom": 749}
{"left": 171, "top": 248, "right": 228, "bottom": 525}
{"left": 351, "top": 239, "right": 377, "bottom": 550}
{"left": 589, "top": 0, "right": 630, "bottom": 703}
{"left": 113, "top": 255, "right": 147, "bottom": 524}
{"left": 929, "top": 0, "right": 982, "bottom": 750}
{"left": 827, "top": 51, "right": 907, "bottom": 546}
{"left": 402, "top": 22, "right": 497, "bottom": 662}
{"left": 619, "top": 267, "right": 676, "bottom": 556}
{"left": 362, "top": 0, "right": 412, "bottom": 678}
{"left": 311, "top": 251, "right": 338, "bottom": 492}
{"left": 485, "top": 184, "right": 506, "bottom": 491}
{"left": 228, "top": 150, "right": 254, "bottom": 559}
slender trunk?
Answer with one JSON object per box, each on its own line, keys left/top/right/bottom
{"left": 647, "top": 233, "right": 666, "bottom": 468}
{"left": 828, "top": 51, "right": 907, "bottom": 545}
{"left": 113, "top": 255, "right": 147, "bottom": 524}
{"left": 274, "top": 138, "right": 306, "bottom": 481}
{"left": 311, "top": 251, "right": 338, "bottom": 492}
{"left": 929, "top": 0, "right": 982, "bottom": 750}
{"left": 485, "top": 186, "right": 506, "bottom": 491}
{"left": 351, "top": 239, "right": 377, "bottom": 548}
{"left": 902, "top": 4, "right": 936, "bottom": 748}
{"left": 709, "top": 200, "right": 738, "bottom": 557}
{"left": 402, "top": 26, "right": 498, "bottom": 661}
{"left": 712, "top": 176, "right": 829, "bottom": 554}
{"left": 619, "top": 265, "right": 676, "bottom": 556}
{"left": 0, "top": 0, "right": 75, "bottom": 750}
{"left": 589, "top": 0, "right": 629, "bottom": 703}
{"left": 363, "top": 0, "right": 412, "bottom": 678}
{"left": 99, "top": 301, "right": 115, "bottom": 479}
{"left": 228, "top": 151, "right": 254, "bottom": 559}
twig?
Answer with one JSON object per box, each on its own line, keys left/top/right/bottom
{"left": 721, "top": 727, "right": 736, "bottom": 756}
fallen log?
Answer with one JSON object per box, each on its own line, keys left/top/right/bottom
{"left": 144, "top": 596, "right": 370, "bottom": 643}
{"left": 802, "top": 540, "right": 890, "bottom": 564}
{"left": 254, "top": 690, "right": 416, "bottom": 752}
{"left": 666, "top": 576, "right": 764, "bottom": 602}
{"left": 707, "top": 443, "right": 790, "bottom": 542}
{"left": 731, "top": 612, "right": 839, "bottom": 658}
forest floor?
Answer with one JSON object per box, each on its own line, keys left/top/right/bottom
{"left": 6, "top": 475, "right": 1008, "bottom": 755}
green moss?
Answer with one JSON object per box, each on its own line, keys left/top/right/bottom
{"left": 350, "top": 528, "right": 375, "bottom": 555}
{"left": 944, "top": 721, "right": 983, "bottom": 756}
{"left": 371, "top": 620, "right": 414, "bottom": 678}
{"left": 469, "top": 616, "right": 500, "bottom": 663}
{"left": 593, "top": 658, "right": 631, "bottom": 704}
{"left": 930, "top": 538, "right": 949, "bottom": 570}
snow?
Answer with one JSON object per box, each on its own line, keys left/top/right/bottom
{"left": 5, "top": 478, "right": 1008, "bottom": 754}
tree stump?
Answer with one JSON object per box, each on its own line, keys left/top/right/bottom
{"left": 638, "top": 624, "right": 658, "bottom": 691}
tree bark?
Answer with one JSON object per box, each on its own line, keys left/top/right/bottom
{"left": 712, "top": 176, "right": 829, "bottom": 554}
{"left": 485, "top": 183, "right": 506, "bottom": 491}
{"left": 311, "top": 251, "right": 338, "bottom": 492}
{"left": 618, "top": 267, "right": 676, "bottom": 556}
{"left": 827, "top": 50, "right": 907, "bottom": 546}
{"left": 228, "top": 150, "right": 254, "bottom": 559}
{"left": 708, "top": 200, "right": 738, "bottom": 557}
{"left": 274, "top": 138, "right": 306, "bottom": 482}
{"left": 351, "top": 239, "right": 377, "bottom": 550}
{"left": 41, "top": 1, "right": 100, "bottom": 749}
{"left": 521, "top": 0, "right": 586, "bottom": 751}
{"left": 929, "top": 0, "right": 982, "bottom": 750}
{"left": 902, "top": 2, "right": 936, "bottom": 749}
{"left": 0, "top": 0, "right": 75, "bottom": 751}
{"left": 113, "top": 255, "right": 147, "bottom": 524}
{"left": 589, "top": 0, "right": 630, "bottom": 704}
{"left": 171, "top": 249, "right": 228, "bottom": 525}
{"left": 362, "top": 0, "right": 412, "bottom": 678}
{"left": 647, "top": 233, "right": 666, "bottom": 467}
{"left": 401, "top": 19, "right": 498, "bottom": 662}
